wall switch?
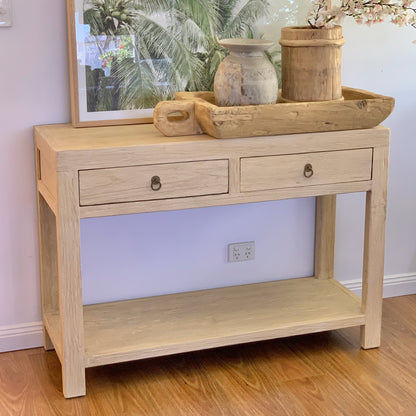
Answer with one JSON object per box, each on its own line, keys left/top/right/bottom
{"left": 228, "top": 241, "right": 255, "bottom": 262}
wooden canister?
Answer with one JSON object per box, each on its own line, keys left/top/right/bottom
{"left": 279, "top": 26, "right": 345, "bottom": 102}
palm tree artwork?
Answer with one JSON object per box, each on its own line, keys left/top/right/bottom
{"left": 81, "top": 0, "right": 274, "bottom": 113}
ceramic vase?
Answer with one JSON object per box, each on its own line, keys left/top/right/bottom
{"left": 214, "top": 39, "right": 278, "bottom": 107}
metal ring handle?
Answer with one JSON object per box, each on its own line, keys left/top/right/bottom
{"left": 151, "top": 176, "right": 162, "bottom": 191}
{"left": 304, "top": 163, "right": 314, "bottom": 178}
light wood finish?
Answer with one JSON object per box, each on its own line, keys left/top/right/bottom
{"left": 43, "top": 313, "right": 62, "bottom": 361}
{"left": 33, "top": 123, "right": 389, "bottom": 169}
{"left": 240, "top": 149, "right": 372, "bottom": 192}
{"left": 361, "top": 145, "right": 390, "bottom": 349}
{"left": 65, "top": 0, "right": 79, "bottom": 127}
{"left": 35, "top": 133, "right": 58, "bottom": 214}
{"left": 169, "top": 87, "right": 394, "bottom": 138}
{"left": 35, "top": 140, "right": 59, "bottom": 352}
{"left": 229, "top": 158, "right": 240, "bottom": 194}
{"left": 42, "top": 277, "right": 364, "bottom": 368}
{"left": 314, "top": 195, "right": 337, "bottom": 279}
{"left": 65, "top": 0, "right": 153, "bottom": 128}
{"left": 153, "top": 100, "right": 203, "bottom": 136}
{"left": 34, "top": 123, "right": 390, "bottom": 397}
{"left": 79, "top": 180, "right": 373, "bottom": 219}
{"left": 79, "top": 160, "right": 229, "bottom": 206}
{"left": 37, "top": 182, "right": 58, "bottom": 216}
{"left": 56, "top": 171, "right": 85, "bottom": 397}
{"left": 36, "top": 147, "right": 57, "bottom": 202}
{"left": 36, "top": 193, "right": 59, "bottom": 351}
{"left": 280, "top": 25, "right": 344, "bottom": 102}
{"left": 1, "top": 295, "right": 415, "bottom": 416}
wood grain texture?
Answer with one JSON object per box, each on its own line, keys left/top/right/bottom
{"left": 314, "top": 195, "right": 336, "bottom": 280}
{"left": 361, "top": 145, "right": 390, "bottom": 349}
{"left": 153, "top": 100, "right": 203, "bottom": 136}
{"left": 37, "top": 195, "right": 59, "bottom": 351}
{"left": 34, "top": 122, "right": 390, "bottom": 398}
{"left": 0, "top": 295, "right": 415, "bottom": 416}
{"left": 35, "top": 141, "right": 59, "bottom": 352}
{"left": 171, "top": 88, "right": 394, "bottom": 139}
{"left": 56, "top": 171, "right": 86, "bottom": 397}
{"left": 79, "top": 160, "right": 229, "bottom": 206}
{"left": 37, "top": 182, "right": 58, "bottom": 216}
{"left": 79, "top": 180, "right": 373, "bottom": 219}
{"left": 41, "top": 278, "right": 365, "bottom": 369}
{"left": 228, "top": 158, "right": 240, "bottom": 194}
{"left": 43, "top": 313, "right": 62, "bottom": 361}
{"left": 37, "top": 148, "right": 57, "bottom": 203}
{"left": 65, "top": 0, "right": 79, "bottom": 127}
{"left": 35, "top": 133, "right": 58, "bottom": 213}
{"left": 75, "top": 277, "right": 363, "bottom": 367}
{"left": 240, "top": 149, "right": 372, "bottom": 192}
{"left": 34, "top": 124, "right": 389, "bottom": 172}
{"left": 80, "top": 181, "right": 372, "bottom": 218}
{"left": 280, "top": 26, "right": 344, "bottom": 102}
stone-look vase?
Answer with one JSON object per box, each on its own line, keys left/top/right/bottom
{"left": 279, "top": 26, "right": 345, "bottom": 102}
{"left": 214, "top": 39, "right": 278, "bottom": 107}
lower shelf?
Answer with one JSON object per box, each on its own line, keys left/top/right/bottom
{"left": 45, "top": 277, "right": 365, "bottom": 368}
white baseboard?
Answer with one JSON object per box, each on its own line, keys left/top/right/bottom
{"left": 342, "top": 272, "right": 416, "bottom": 298}
{"left": 0, "top": 322, "right": 43, "bottom": 353}
{"left": 1, "top": 273, "right": 415, "bottom": 353}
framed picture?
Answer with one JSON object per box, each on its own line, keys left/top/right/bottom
{"left": 0, "top": 0, "right": 12, "bottom": 27}
{"left": 66, "top": 0, "right": 300, "bottom": 127}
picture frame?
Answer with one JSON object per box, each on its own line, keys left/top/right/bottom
{"left": 0, "top": 0, "right": 12, "bottom": 28}
{"left": 66, "top": 0, "right": 288, "bottom": 128}
{"left": 67, "top": 0, "right": 154, "bottom": 127}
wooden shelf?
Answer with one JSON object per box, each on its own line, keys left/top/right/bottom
{"left": 46, "top": 277, "right": 365, "bottom": 368}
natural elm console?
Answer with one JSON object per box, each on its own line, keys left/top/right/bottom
{"left": 34, "top": 123, "right": 389, "bottom": 398}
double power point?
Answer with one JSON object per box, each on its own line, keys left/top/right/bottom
{"left": 228, "top": 241, "right": 255, "bottom": 262}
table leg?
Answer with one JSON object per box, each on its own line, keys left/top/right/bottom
{"left": 56, "top": 171, "right": 86, "bottom": 397}
{"left": 314, "top": 195, "right": 336, "bottom": 280}
{"left": 361, "top": 145, "right": 389, "bottom": 349}
{"left": 37, "top": 194, "right": 59, "bottom": 351}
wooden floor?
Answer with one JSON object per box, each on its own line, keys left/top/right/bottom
{"left": 1, "top": 295, "right": 416, "bottom": 416}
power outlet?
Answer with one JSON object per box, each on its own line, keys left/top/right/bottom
{"left": 228, "top": 241, "right": 255, "bottom": 262}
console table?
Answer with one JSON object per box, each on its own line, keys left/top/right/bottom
{"left": 34, "top": 124, "right": 389, "bottom": 398}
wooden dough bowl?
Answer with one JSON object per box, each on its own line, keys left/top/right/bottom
{"left": 153, "top": 87, "right": 394, "bottom": 139}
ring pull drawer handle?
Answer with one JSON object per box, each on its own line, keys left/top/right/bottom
{"left": 151, "top": 176, "right": 162, "bottom": 191}
{"left": 304, "top": 163, "right": 314, "bottom": 178}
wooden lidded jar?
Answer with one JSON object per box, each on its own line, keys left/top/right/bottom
{"left": 279, "top": 25, "right": 345, "bottom": 102}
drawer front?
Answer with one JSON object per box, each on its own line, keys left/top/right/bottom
{"left": 79, "top": 160, "right": 229, "bottom": 206}
{"left": 241, "top": 149, "right": 373, "bottom": 192}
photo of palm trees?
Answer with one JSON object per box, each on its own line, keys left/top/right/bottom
{"left": 79, "top": 0, "right": 278, "bottom": 114}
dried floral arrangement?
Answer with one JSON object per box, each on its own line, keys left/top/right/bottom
{"left": 307, "top": 0, "right": 416, "bottom": 29}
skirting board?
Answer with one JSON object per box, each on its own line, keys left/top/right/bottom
{"left": 0, "top": 322, "right": 43, "bottom": 353}
{"left": 1, "top": 273, "right": 415, "bottom": 353}
{"left": 343, "top": 272, "right": 416, "bottom": 298}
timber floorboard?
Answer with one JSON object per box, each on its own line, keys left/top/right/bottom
{"left": 0, "top": 295, "right": 415, "bottom": 416}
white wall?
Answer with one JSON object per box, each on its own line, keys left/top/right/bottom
{"left": 0, "top": 0, "right": 70, "bottom": 349}
{"left": 1, "top": 1, "right": 415, "bottom": 351}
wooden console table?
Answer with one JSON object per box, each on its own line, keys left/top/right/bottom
{"left": 34, "top": 124, "right": 389, "bottom": 398}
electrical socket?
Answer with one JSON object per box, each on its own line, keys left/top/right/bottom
{"left": 228, "top": 241, "right": 255, "bottom": 262}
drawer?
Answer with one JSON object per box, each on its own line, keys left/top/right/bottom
{"left": 79, "top": 160, "right": 229, "bottom": 206}
{"left": 240, "top": 149, "right": 373, "bottom": 192}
